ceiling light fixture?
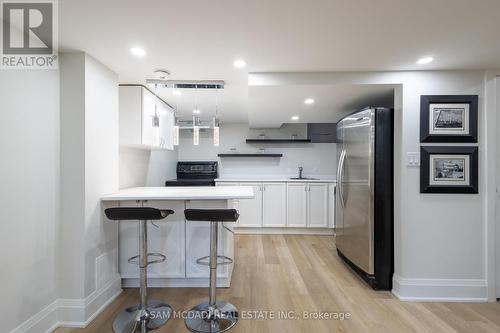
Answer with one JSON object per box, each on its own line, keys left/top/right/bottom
{"left": 304, "top": 98, "right": 315, "bottom": 105}
{"left": 417, "top": 56, "right": 434, "bottom": 65}
{"left": 193, "top": 109, "right": 201, "bottom": 115}
{"left": 213, "top": 87, "right": 220, "bottom": 146}
{"left": 130, "top": 47, "right": 146, "bottom": 57}
{"left": 233, "top": 59, "right": 247, "bottom": 68}
{"left": 154, "top": 69, "right": 170, "bottom": 80}
{"left": 193, "top": 116, "right": 200, "bottom": 146}
{"left": 291, "top": 116, "right": 299, "bottom": 121}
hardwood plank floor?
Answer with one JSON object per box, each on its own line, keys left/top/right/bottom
{"left": 55, "top": 235, "right": 500, "bottom": 333}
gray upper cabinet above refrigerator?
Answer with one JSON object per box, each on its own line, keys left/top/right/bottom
{"left": 307, "top": 123, "right": 337, "bottom": 143}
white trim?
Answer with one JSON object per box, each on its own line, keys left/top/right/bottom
{"left": 392, "top": 274, "right": 488, "bottom": 302}
{"left": 9, "top": 275, "right": 122, "bottom": 333}
{"left": 234, "top": 227, "right": 335, "bottom": 235}
{"left": 122, "top": 277, "right": 231, "bottom": 288}
{"left": 484, "top": 71, "right": 499, "bottom": 301}
{"left": 57, "top": 274, "right": 122, "bottom": 327}
{"left": 9, "top": 300, "right": 60, "bottom": 333}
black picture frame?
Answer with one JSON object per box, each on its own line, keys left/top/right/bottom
{"left": 420, "top": 95, "right": 478, "bottom": 143}
{"left": 420, "top": 146, "right": 478, "bottom": 194}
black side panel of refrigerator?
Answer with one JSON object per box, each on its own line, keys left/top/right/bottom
{"left": 373, "top": 108, "right": 394, "bottom": 290}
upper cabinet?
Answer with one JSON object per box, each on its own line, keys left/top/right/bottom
{"left": 307, "top": 123, "right": 337, "bottom": 143}
{"left": 119, "top": 85, "right": 174, "bottom": 150}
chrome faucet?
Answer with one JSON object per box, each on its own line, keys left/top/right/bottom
{"left": 298, "top": 166, "right": 303, "bottom": 179}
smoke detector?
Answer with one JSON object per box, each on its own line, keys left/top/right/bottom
{"left": 153, "top": 69, "right": 170, "bottom": 80}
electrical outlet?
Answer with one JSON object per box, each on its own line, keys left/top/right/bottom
{"left": 406, "top": 152, "right": 420, "bottom": 167}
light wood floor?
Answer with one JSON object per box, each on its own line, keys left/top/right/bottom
{"left": 55, "top": 235, "right": 500, "bottom": 333}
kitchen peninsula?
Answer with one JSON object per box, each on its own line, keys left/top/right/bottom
{"left": 101, "top": 186, "right": 254, "bottom": 288}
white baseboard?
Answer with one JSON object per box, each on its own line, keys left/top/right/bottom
{"left": 122, "top": 277, "right": 231, "bottom": 288}
{"left": 392, "top": 274, "right": 488, "bottom": 302}
{"left": 234, "top": 227, "right": 334, "bottom": 235}
{"left": 9, "top": 275, "right": 122, "bottom": 333}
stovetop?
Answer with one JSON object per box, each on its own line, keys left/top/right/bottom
{"left": 165, "top": 161, "right": 218, "bottom": 187}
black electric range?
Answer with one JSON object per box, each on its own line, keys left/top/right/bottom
{"left": 165, "top": 161, "right": 218, "bottom": 187}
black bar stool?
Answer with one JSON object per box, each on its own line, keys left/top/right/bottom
{"left": 105, "top": 207, "right": 174, "bottom": 333}
{"left": 184, "top": 209, "right": 240, "bottom": 333}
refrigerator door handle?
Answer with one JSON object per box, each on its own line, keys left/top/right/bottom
{"left": 337, "top": 149, "right": 346, "bottom": 208}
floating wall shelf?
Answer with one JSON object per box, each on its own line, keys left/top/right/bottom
{"left": 217, "top": 153, "right": 283, "bottom": 158}
{"left": 245, "top": 139, "right": 311, "bottom": 143}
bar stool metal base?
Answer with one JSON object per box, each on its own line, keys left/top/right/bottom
{"left": 185, "top": 301, "right": 238, "bottom": 333}
{"left": 112, "top": 299, "right": 173, "bottom": 333}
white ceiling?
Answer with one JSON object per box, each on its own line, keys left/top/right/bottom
{"left": 249, "top": 84, "right": 395, "bottom": 128}
{"left": 59, "top": 0, "right": 500, "bottom": 126}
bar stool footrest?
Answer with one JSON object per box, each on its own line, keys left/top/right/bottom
{"left": 196, "top": 255, "right": 233, "bottom": 266}
{"left": 128, "top": 253, "right": 166, "bottom": 266}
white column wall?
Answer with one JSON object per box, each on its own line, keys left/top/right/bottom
{"left": 0, "top": 70, "right": 60, "bottom": 332}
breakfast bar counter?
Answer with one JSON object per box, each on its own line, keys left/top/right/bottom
{"left": 102, "top": 186, "right": 254, "bottom": 288}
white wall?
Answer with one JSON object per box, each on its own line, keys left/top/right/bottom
{"left": 83, "top": 54, "right": 120, "bottom": 296}
{"left": 251, "top": 71, "right": 495, "bottom": 301}
{"left": 496, "top": 76, "right": 500, "bottom": 298}
{"left": 59, "top": 53, "right": 121, "bottom": 326}
{"left": 0, "top": 71, "right": 60, "bottom": 331}
{"left": 178, "top": 123, "right": 336, "bottom": 178}
{"left": 119, "top": 148, "right": 178, "bottom": 188}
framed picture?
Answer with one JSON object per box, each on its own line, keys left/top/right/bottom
{"left": 420, "top": 95, "right": 478, "bottom": 142}
{"left": 420, "top": 146, "right": 478, "bottom": 194}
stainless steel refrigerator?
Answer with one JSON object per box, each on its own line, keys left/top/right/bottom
{"left": 335, "top": 107, "right": 394, "bottom": 290}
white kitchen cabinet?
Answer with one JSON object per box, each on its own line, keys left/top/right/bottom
{"left": 262, "top": 183, "right": 287, "bottom": 227}
{"left": 216, "top": 180, "right": 334, "bottom": 231}
{"left": 235, "top": 183, "right": 263, "bottom": 227}
{"left": 118, "top": 200, "right": 185, "bottom": 279}
{"left": 119, "top": 85, "right": 174, "bottom": 150}
{"left": 141, "top": 88, "right": 157, "bottom": 147}
{"left": 308, "top": 183, "right": 329, "bottom": 228}
{"left": 287, "top": 183, "right": 308, "bottom": 227}
{"left": 185, "top": 200, "right": 232, "bottom": 279}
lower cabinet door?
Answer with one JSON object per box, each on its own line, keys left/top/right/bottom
{"left": 262, "top": 183, "right": 287, "bottom": 227}
{"left": 185, "top": 200, "right": 232, "bottom": 279}
{"left": 287, "top": 183, "right": 308, "bottom": 227}
{"left": 118, "top": 200, "right": 185, "bottom": 279}
{"left": 236, "top": 183, "right": 263, "bottom": 227}
{"left": 308, "top": 183, "right": 329, "bottom": 228}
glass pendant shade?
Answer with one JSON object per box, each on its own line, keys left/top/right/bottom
{"left": 172, "top": 125, "right": 179, "bottom": 146}
{"left": 213, "top": 126, "right": 220, "bottom": 146}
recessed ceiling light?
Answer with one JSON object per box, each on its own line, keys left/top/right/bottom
{"left": 417, "top": 56, "right": 434, "bottom": 65}
{"left": 233, "top": 59, "right": 247, "bottom": 68}
{"left": 291, "top": 116, "right": 299, "bottom": 121}
{"left": 130, "top": 47, "right": 146, "bottom": 57}
{"left": 193, "top": 109, "right": 201, "bottom": 114}
{"left": 304, "top": 98, "right": 315, "bottom": 105}
{"left": 172, "top": 90, "right": 182, "bottom": 96}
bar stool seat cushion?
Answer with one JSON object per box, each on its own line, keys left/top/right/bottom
{"left": 105, "top": 207, "right": 174, "bottom": 221}
{"left": 184, "top": 209, "right": 239, "bottom": 222}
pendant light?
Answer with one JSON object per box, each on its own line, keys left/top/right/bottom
{"left": 193, "top": 115, "right": 200, "bottom": 146}
{"left": 193, "top": 86, "right": 200, "bottom": 145}
{"left": 213, "top": 87, "right": 220, "bottom": 146}
{"left": 172, "top": 92, "right": 180, "bottom": 146}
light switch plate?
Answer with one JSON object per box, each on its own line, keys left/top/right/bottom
{"left": 406, "top": 152, "right": 420, "bottom": 167}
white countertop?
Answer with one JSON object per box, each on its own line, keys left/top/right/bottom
{"left": 215, "top": 177, "right": 336, "bottom": 183}
{"left": 101, "top": 186, "right": 254, "bottom": 201}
